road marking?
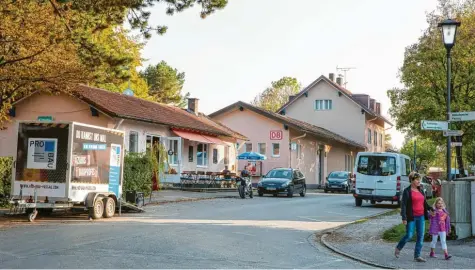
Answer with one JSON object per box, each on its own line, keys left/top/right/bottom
{"left": 298, "top": 216, "right": 321, "bottom": 221}
{"left": 303, "top": 259, "right": 344, "bottom": 268}
{"left": 232, "top": 232, "right": 256, "bottom": 237}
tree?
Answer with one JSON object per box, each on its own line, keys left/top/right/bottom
{"left": 400, "top": 137, "right": 438, "bottom": 172}
{"left": 140, "top": 61, "right": 190, "bottom": 106}
{"left": 252, "top": 77, "right": 301, "bottom": 112}
{"left": 1, "top": 0, "right": 228, "bottom": 126}
{"left": 385, "top": 133, "right": 394, "bottom": 150}
{"left": 387, "top": 0, "right": 475, "bottom": 177}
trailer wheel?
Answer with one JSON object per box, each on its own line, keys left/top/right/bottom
{"left": 103, "top": 197, "right": 115, "bottom": 218}
{"left": 89, "top": 197, "right": 104, "bottom": 219}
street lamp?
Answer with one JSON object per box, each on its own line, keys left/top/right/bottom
{"left": 438, "top": 18, "right": 461, "bottom": 181}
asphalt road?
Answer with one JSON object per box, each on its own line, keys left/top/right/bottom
{"left": 0, "top": 193, "right": 395, "bottom": 268}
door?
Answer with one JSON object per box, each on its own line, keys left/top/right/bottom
{"left": 292, "top": 170, "right": 302, "bottom": 191}
{"left": 317, "top": 146, "right": 324, "bottom": 186}
{"left": 372, "top": 155, "right": 397, "bottom": 196}
{"left": 355, "top": 154, "right": 397, "bottom": 196}
{"left": 160, "top": 136, "right": 182, "bottom": 183}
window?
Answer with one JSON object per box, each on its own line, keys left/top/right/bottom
{"left": 245, "top": 143, "right": 252, "bottom": 152}
{"left": 404, "top": 158, "right": 411, "bottom": 176}
{"left": 357, "top": 155, "right": 396, "bottom": 176}
{"left": 168, "top": 140, "right": 179, "bottom": 165}
{"left": 329, "top": 171, "right": 349, "bottom": 179}
{"left": 296, "top": 144, "right": 302, "bottom": 159}
{"left": 265, "top": 168, "right": 291, "bottom": 179}
{"left": 380, "top": 134, "right": 383, "bottom": 147}
{"left": 129, "top": 131, "right": 138, "bottom": 153}
{"left": 224, "top": 146, "right": 230, "bottom": 165}
{"left": 374, "top": 131, "right": 378, "bottom": 146}
{"left": 367, "top": 128, "right": 372, "bottom": 144}
{"left": 213, "top": 148, "right": 218, "bottom": 164}
{"left": 298, "top": 171, "right": 304, "bottom": 178}
{"left": 197, "top": 143, "right": 208, "bottom": 166}
{"left": 293, "top": 170, "right": 299, "bottom": 179}
{"left": 272, "top": 143, "right": 280, "bottom": 157}
{"left": 258, "top": 143, "right": 266, "bottom": 155}
{"left": 315, "top": 99, "right": 333, "bottom": 111}
{"left": 188, "top": 145, "right": 193, "bottom": 162}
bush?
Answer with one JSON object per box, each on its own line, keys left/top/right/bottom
{"left": 0, "top": 157, "right": 12, "bottom": 206}
{"left": 123, "top": 152, "right": 153, "bottom": 197}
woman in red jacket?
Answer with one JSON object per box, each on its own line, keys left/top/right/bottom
{"left": 394, "top": 172, "right": 434, "bottom": 262}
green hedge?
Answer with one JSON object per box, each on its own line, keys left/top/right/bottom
{"left": 123, "top": 152, "right": 153, "bottom": 197}
{"left": 0, "top": 157, "right": 12, "bottom": 206}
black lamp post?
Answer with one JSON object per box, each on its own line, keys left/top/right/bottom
{"left": 438, "top": 18, "right": 461, "bottom": 181}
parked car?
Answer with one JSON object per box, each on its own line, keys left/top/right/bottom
{"left": 420, "top": 175, "right": 434, "bottom": 199}
{"left": 324, "top": 171, "right": 351, "bottom": 194}
{"left": 257, "top": 168, "right": 306, "bottom": 197}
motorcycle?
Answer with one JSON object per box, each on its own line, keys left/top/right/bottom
{"left": 237, "top": 174, "right": 253, "bottom": 199}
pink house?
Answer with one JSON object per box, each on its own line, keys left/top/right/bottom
{"left": 209, "top": 102, "right": 366, "bottom": 188}
{"left": 276, "top": 74, "right": 393, "bottom": 152}
{"left": 0, "top": 85, "right": 247, "bottom": 186}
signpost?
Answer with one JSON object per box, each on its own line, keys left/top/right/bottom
{"left": 450, "top": 111, "right": 475, "bottom": 122}
{"left": 443, "top": 130, "right": 464, "bottom": 137}
{"left": 421, "top": 120, "right": 448, "bottom": 131}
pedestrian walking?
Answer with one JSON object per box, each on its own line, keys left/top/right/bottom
{"left": 429, "top": 197, "right": 452, "bottom": 260}
{"left": 394, "top": 171, "right": 434, "bottom": 262}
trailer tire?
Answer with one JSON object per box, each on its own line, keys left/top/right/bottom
{"left": 89, "top": 197, "right": 104, "bottom": 219}
{"left": 103, "top": 197, "right": 115, "bottom": 218}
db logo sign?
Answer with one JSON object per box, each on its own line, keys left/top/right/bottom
{"left": 270, "top": 130, "right": 283, "bottom": 140}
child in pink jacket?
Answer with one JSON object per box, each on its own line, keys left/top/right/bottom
{"left": 429, "top": 197, "right": 452, "bottom": 260}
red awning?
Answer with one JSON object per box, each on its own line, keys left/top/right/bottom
{"left": 201, "top": 134, "right": 224, "bottom": 144}
{"left": 172, "top": 129, "right": 210, "bottom": 144}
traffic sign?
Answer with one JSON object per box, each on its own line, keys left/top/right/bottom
{"left": 451, "top": 142, "right": 462, "bottom": 147}
{"left": 450, "top": 111, "right": 475, "bottom": 121}
{"left": 443, "top": 130, "right": 464, "bottom": 137}
{"left": 421, "top": 120, "right": 448, "bottom": 131}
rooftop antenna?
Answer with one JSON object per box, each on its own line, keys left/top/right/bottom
{"left": 336, "top": 66, "right": 356, "bottom": 88}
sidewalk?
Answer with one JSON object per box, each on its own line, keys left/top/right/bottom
{"left": 321, "top": 212, "right": 475, "bottom": 269}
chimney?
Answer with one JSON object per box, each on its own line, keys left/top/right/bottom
{"left": 289, "top": 95, "right": 296, "bottom": 102}
{"left": 187, "top": 98, "right": 199, "bottom": 114}
{"left": 370, "top": 98, "right": 376, "bottom": 111}
{"left": 376, "top": 102, "right": 381, "bottom": 115}
{"left": 329, "top": 73, "right": 335, "bottom": 81}
{"left": 336, "top": 76, "right": 342, "bottom": 86}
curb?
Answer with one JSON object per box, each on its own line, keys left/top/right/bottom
{"left": 145, "top": 195, "right": 237, "bottom": 206}
{"left": 318, "top": 209, "right": 398, "bottom": 269}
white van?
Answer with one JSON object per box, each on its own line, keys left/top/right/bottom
{"left": 353, "top": 152, "right": 412, "bottom": 207}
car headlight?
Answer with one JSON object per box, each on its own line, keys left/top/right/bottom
{"left": 281, "top": 181, "right": 290, "bottom": 187}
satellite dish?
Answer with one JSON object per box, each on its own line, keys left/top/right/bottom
{"left": 123, "top": 88, "right": 134, "bottom": 96}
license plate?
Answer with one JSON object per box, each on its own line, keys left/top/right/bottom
{"left": 331, "top": 185, "right": 338, "bottom": 188}
{"left": 359, "top": 189, "right": 372, "bottom": 195}
{"left": 267, "top": 187, "right": 276, "bottom": 190}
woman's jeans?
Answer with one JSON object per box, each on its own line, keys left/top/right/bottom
{"left": 396, "top": 216, "right": 425, "bottom": 258}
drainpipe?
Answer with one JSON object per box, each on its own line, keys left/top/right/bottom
{"left": 114, "top": 119, "right": 124, "bottom": 129}
{"left": 289, "top": 133, "right": 307, "bottom": 168}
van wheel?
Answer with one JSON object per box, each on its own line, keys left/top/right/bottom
{"left": 355, "top": 198, "right": 362, "bottom": 207}
{"left": 370, "top": 200, "right": 376, "bottom": 205}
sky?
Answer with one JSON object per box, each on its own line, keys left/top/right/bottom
{"left": 140, "top": 0, "right": 441, "bottom": 149}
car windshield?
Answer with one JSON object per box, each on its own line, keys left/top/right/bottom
{"left": 357, "top": 155, "right": 396, "bottom": 176}
{"left": 265, "top": 169, "right": 292, "bottom": 179}
{"left": 329, "top": 172, "right": 348, "bottom": 179}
